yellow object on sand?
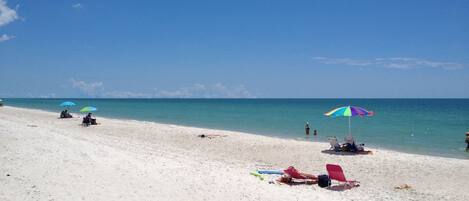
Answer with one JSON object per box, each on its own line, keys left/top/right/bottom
{"left": 250, "top": 171, "right": 265, "bottom": 181}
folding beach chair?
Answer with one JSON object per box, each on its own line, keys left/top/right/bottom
{"left": 328, "top": 137, "right": 341, "bottom": 152}
{"left": 344, "top": 135, "right": 355, "bottom": 144}
{"left": 326, "top": 164, "right": 359, "bottom": 187}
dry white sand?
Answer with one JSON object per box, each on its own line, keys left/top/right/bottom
{"left": 1, "top": 106, "right": 468, "bottom": 201}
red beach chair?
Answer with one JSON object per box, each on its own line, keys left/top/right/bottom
{"left": 326, "top": 164, "right": 359, "bottom": 187}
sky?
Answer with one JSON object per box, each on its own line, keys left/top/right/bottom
{"left": 0, "top": 0, "right": 468, "bottom": 98}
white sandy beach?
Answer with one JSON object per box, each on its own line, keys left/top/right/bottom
{"left": 1, "top": 106, "right": 468, "bottom": 201}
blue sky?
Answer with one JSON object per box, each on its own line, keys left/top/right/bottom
{"left": 0, "top": 0, "right": 468, "bottom": 98}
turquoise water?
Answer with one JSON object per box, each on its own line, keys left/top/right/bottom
{"left": 2, "top": 98, "right": 469, "bottom": 159}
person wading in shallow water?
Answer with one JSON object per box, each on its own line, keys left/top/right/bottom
{"left": 465, "top": 132, "right": 469, "bottom": 152}
{"left": 305, "top": 122, "right": 310, "bottom": 135}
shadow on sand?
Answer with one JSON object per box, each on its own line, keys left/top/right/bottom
{"left": 327, "top": 184, "right": 354, "bottom": 191}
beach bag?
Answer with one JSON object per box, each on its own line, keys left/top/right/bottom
{"left": 318, "top": 174, "right": 331, "bottom": 188}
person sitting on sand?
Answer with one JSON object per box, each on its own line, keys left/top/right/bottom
{"left": 82, "top": 113, "right": 97, "bottom": 126}
{"left": 60, "top": 110, "right": 66, "bottom": 118}
{"left": 342, "top": 142, "right": 358, "bottom": 152}
{"left": 82, "top": 114, "right": 91, "bottom": 126}
{"left": 87, "top": 113, "right": 97, "bottom": 125}
{"left": 82, "top": 117, "right": 90, "bottom": 126}
{"left": 86, "top": 113, "right": 92, "bottom": 122}
{"left": 60, "top": 110, "right": 73, "bottom": 118}
{"left": 65, "top": 110, "right": 72, "bottom": 118}
{"left": 342, "top": 135, "right": 358, "bottom": 152}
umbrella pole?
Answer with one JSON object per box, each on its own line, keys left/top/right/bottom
{"left": 348, "top": 116, "right": 351, "bottom": 135}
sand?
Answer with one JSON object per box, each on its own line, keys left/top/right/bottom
{"left": 1, "top": 106, "right": 468, "bottom": 201}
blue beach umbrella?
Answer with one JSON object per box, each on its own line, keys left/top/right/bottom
{"left": 60, "top": 101, "right": 76, "bottom": 107}
{"left": 80, "top": 106, "right": 97, "bottom": 113}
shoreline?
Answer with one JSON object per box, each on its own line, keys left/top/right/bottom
{"left": 1, "top": 106, "right": 469, "bottom": 200}
{"left": 5, "top": 105, "right": 468, "bottom": 160}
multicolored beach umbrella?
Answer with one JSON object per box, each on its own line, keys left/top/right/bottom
{"left": 324, "top": 106, "right": 374, "bottom": 135}
{"left": 80, "top": 106, "right": 97, "bottom": 113}
{"left": 60, "top": 101, "right": 76, "bottom": 107}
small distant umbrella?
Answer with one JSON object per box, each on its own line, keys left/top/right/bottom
{"left": 324, "top": 106, "right": 373, "bottom": 135}
{"left": 60, "top": 101, "right": 76, "bottom": 107}
{"left": 80, "top": 106, "right": 97, "bottom": 113}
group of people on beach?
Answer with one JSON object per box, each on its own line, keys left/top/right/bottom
{"left": 59, "top": 110, "right": 73, "bottom": 118}
{"left": 58, "top": 110, "right": 98, "bottom": 127}
{"left": 336, "top": 135, "right": 365, "bottom": 153}
{"left": 305, "top": 122, "right": 367, "bottom": 153}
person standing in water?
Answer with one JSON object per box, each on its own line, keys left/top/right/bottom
{"left": 305, "top": 122, "right": 310, "bottom": 135}
{"left": 465, "top": 132, "right": 469, "bottom": 152}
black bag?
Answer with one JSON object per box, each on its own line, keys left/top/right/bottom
{"left": 318, "top": 174, "right": 331, "bottom": 188}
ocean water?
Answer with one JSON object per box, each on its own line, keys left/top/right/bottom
{"left": 2, "top": 98, "right": 469, "bottom": 159}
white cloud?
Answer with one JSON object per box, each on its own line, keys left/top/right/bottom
{"left": 69, "top": 78, "right": 104, "bottom": 97}
{"left": 72, "top": 3, "right": 82, "bottom": 9}
{"left": 68, "top": 79, "right": 255, "bottom": 98}
{"left": 38, "top": 93, "right": 57, "bottom": 98}
{"left": 155, "top": 83, "right": 255, "bottom": 98}
{"left": 312, "top": 57, "right": 466, "bottom": 70}
{"left": 101, "top": 91, "right": 153, "bottom": 98}
{"left": 0, "top": 0, "right": 18, "bottom": 27}
{"left": 156, "top": 89, "right": 191, "bottom": 98}
{"left": 155, "top": 83, "right": 206, "bottom": 98}
{"left": 0, "top": 33, "right": 14, "bottom": 42}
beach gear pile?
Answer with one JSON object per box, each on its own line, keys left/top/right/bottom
{"left": 327, "top": 136, "right": 372, "bottom": 154}
{"left": 251, "top": 164, "right": 359, "bottom": 189}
